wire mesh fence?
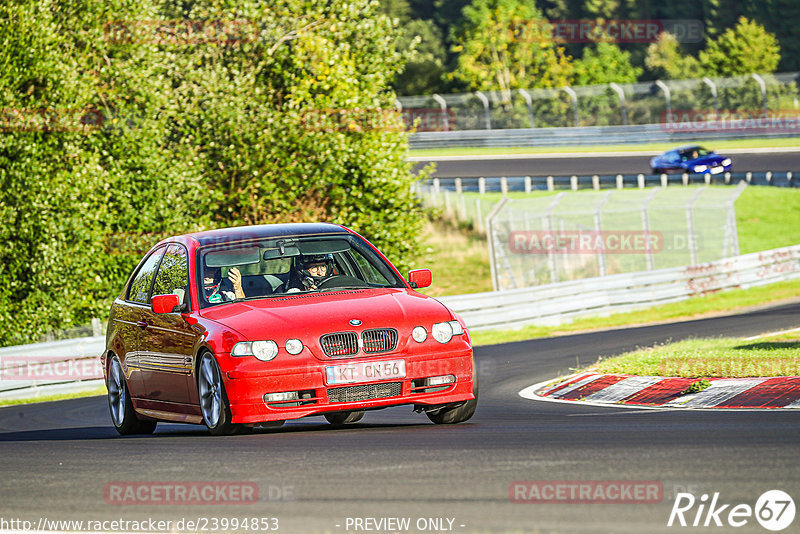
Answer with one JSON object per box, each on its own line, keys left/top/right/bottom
{"left": 485, "top": 184, "right": 745, "bottom": 290}
{"left": 398, "top": 72, "right": 800, "bottom": 131}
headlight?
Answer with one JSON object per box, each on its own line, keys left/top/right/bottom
{"left": 432, "top": 322, "right": 454, "bottom": 344}
{"left": 285, "top": 339, "right": 303, "bottom": 355}
{"left": 412, "top": 326, "right": 428, "bottom": 343}
{"left": 722, "top": 158, "right": 731, "bottom": 166}
{"left": 448, "top": 320, "right": 464, "bottom": 336}
{"left": 693, "top": 165, "right": 708, "bottom": 172}
{"left": 252, "top": 340, "right": 279, "bottom": 361}
{"left": 232, "top": 340, "right": 279, "bottom": 361}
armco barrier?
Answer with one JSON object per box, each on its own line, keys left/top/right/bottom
{"left": 409, "top": 121, "right": 800, "bottom": 150}
{"left": 437, "top": 245, "right": 800, "bottom": 330}
{"left": 1, "top": 245, "right": 798, "bottom": 399}
{"left": 0, "top": 336, "right": 105, "bottom": 399}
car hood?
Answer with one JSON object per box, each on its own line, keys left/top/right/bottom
{"left": 199, "top": 288, "right": 454, "bottom": 342}
{"left": 686, "top": 154, "right": 727, "bottom": 166}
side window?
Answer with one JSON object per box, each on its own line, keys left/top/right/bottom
{"left": 152, "top": 244, "right": 189, "bottom": 306}
{"left": 127, "top": 247, "right": 166, "bottom": 304}
{"left": 351, "top": 251, "right": 391, "bottom": 285}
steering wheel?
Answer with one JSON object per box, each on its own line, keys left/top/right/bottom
{"left": 317, "top": 275, "right": 366, "bottom": 289}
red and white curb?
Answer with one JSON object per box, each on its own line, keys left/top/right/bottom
{"left": 520, "top": 371, "right": 800, "bottom": 409}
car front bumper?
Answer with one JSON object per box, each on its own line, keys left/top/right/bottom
{"left": 222, "top": 350, "right": 475, "bottom": 424}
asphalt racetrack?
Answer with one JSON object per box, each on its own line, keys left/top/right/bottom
{"left": 2, "top": 301, "right": 799, "bottom": 533}
{"left": 414, "top": 150, "right": 800, "bottom": 178}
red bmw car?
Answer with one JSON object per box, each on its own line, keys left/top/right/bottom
{"left": 102, "top": 223, "right": 477, "bottom": 435}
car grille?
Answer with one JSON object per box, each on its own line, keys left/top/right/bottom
{"left": 328, "top": 382, "right": 402, "bottom": 403}
{"left": 321, "top": 332, "right": 359, "bottom": 357}
{"left": 362, "top": 328, "right": 398, "bottom": 354}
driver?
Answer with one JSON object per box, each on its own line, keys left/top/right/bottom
{"left": 297, "top": 254, "right": 334, "bottom": 290}
{"left": 203, "top": 266, "right": 245, "bottom": 303}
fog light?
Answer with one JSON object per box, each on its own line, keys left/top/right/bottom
{"left": 412, "top": 326, "right": 427, "bottom": 343}
{"left": 264, "top": 391, "right": 300, "bottom": 402}
{"left": 285, "top": 339, "right": 303, "bottom": 355}
{"left": 425, "top": 375, "right": 455, "bottom": 386}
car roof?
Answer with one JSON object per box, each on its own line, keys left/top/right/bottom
{"left": 673, "top": 144, "right": 704, "bottom": 151}
{"left": 186, "top": 223, "right": 350, "bottom": 246}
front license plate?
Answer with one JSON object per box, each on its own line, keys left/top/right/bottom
{"left": 326, "top": 360, "right": 406, "bottom": 385}
{"left": 711, "top": 166, "right": 723, "bottom": 174}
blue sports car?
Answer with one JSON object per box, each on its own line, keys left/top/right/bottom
{"left": 650, "top": 145, "right": 732, "bottom": 175}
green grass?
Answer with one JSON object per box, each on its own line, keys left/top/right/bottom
{"left": 0, "top": 385, "right": 107, "bottom": 407}
{"left": 408, "top": 137, "right": 800, "bottom": 158}
{"left": 736, "top": 187, "right": 800, "bottom": 253}
{"left": 470, "top": 277, "right": 800, "bottom": 346}
{"left": 592, "top": 334, "right": 800, "bottom": 378}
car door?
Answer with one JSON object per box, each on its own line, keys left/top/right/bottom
{"left": 121, "top": 246, "right": 167, "bottom": 400}
{"left": 138, "top": 243, "right": 198, "bottom": 406}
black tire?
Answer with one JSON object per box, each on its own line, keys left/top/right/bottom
{"left": 324, "top": 411, "right": 365, "bottom": 426}
{"left": 197, "top": 351, "right": 238, "bottom": 436}
{"left": 426, "top": 360, "right": 478, "bottom": 425}
{"left": 107, "top": 355, "right": 157, "bottom": 436}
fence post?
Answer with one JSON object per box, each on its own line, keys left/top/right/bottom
{"left": 518, "top": 89, "right": 535, "bottom": 128}
{"left": 682, "top": 173, "right": 689, "bottom": 186}
{"left": 475, "top": 91, "right": 491, "bottom": 130}
{"left": 524, "top": 176, "right": 532, "bottom": 194}
{"left": 501, "top": 176, "right": 508, "bottom": 195}
{"left": 91, "top": 318, "right": 102, "bottom": 337}
{"left": 609, "top": 83, "right": 628, "bottom": 126}
{"left": 432, "top": 94, "right": 449, "bottom": 131}
{"left": 616, "top": 174, "right": 623, "bottom": 189}
{"left": 570, "top": 175, "right": 578, "bottom": 191}
{"left": 547, "top": 176, "right": 554, "bottom": 192}
{"left": 562, "top": 86, "right": 579, "bottom": 127}
{"left": 655, "top": 80, "right": 671, "bottom": 118}
{"left": 478, "top": 177, "right": 486, "bottom": 195}
{"left": 455, "top": 177, "right": 463, "bottom": 194}
{"left": 751, "top": 73, "right": 768, "bottom": 114}
{"left": 686, "top": 187, "right": 705, "bottom": 266}
{"left": 637, "top": 174, "right": 645, "bottom": 188}
{"left": 702, "top": 77, "right": 718, "bottom": 116}
{"left": 592, "top": 175, "right": 600, "bottom": 191}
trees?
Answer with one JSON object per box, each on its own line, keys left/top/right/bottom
{"left": 0, "top": 0, "right": 423, "bottom": 346}
{"left": 449, "top": 0, "right": 573, "bottom": 101}
{"left": 699, "top": 17, "right": 780, "bottom": 76}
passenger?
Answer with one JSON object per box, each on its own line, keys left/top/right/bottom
{"left": 203, "top": 266, "right": 245, "bottom": 303}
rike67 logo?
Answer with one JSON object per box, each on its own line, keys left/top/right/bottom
{"left": 668, "top": 490, "right": 795, "bottom": 531}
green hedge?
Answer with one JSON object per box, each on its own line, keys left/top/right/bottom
{"left": 0, "top": 0, "right": 424, "bottom": 346}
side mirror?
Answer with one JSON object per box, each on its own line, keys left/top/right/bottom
{"left": 408, "top": 269, "right": 432, "bottom": 289}
{"left": 152, "top": 294, "right": 181, "bottom": 314}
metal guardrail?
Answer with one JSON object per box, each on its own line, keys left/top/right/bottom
{"left": 424, "top": 171, "right": 797, "bottom": 194}
{"left": 409, "top": 121, "right": 800, "bottom": 150}
{"left": 438, "top": 245, "right": 800, "bottom": 331}
{"left": 0, "top": 336, "right": 105, "bottom": 399}
{"left": 1, "top": 245, "right": 798, "bottom": 399}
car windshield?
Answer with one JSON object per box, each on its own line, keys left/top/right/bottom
{"left": 197, "top": 234, "right": 405, "bottom": 307}
{"left": 679, "top": 146, "right": 710, "bottom": 160}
